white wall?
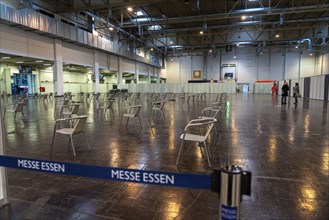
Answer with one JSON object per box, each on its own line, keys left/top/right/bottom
{"left": 285, "top": 52, "right": 300, "bottom": 80}
{"left": 166, "top": 50, "right": 328, "bottom": 84}
{"left": 181, "top": 56, "right": 192, "bottom": 82}
{"left": 237, "top": 54, "right": 257, "bottom": 83}
{"left": 0, "top": 23, "right": 54, "bottom": 60}
{"left": 207, "top": 55, "right": 220, "bottom": 80}
{"left": 300, "top": 53, "right": 316, "bottom": 78}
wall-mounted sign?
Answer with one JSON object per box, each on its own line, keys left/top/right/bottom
{"left": 193, "top": 70, "right": 201, "bottom": 78}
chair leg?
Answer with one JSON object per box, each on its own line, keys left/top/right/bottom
{"left": 176, "top": 140, "right": 186, "bottom": 165}
{"left": 70, "top": 135, "right": 76, "bottom": 156}
{"left": 126, "top": 117, "right": 129, "bottom": 127}
{"left": 119, "top": 114, "right": 123, "bottom": 128}
{"left": 3, "top": 111, "right": 5, "bottom": 121}
{"left": 137, "top": 116, "right": 142, "bottom": 128}
{"left": 50, "top": 131, "right": 56, "bottom": 155}
{"left": 161, "top": 110, "right": 165, "bottom": 120}
{"left": 204, "top": 142, "right": 212, "bottom": 167}
{"left": 83, "top": 132, "right": 91, "bottom": 150}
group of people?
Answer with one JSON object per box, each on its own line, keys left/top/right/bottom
{"left": 271, "top": 81, "right": 300, "bottom": 105}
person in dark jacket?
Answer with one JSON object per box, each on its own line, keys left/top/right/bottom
{"left": 293, "top": 82, "right": 300, "bottom": 104}
{"left": 281, "top": 81, "right": 289, "bottom": 104}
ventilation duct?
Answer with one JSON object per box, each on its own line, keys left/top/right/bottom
{"left": 301, "top": 39, "right": 312, "bottom": 51}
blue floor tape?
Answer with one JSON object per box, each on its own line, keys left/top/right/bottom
{"left": 0, "top": 155, "right": 211, "bottom": 190}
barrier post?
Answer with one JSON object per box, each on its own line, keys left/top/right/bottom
{"left": 211, "top": 165, "right": 251, "bottom": 220}
{"left": 0, "top": 100, "right": 9, "bottom": 207}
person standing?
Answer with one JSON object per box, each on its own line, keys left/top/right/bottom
{"left": 281, "top": 81, "right": 290, "bottom": 105}
{"left": 293, "top": 82, "right": 300, "bottom": 104}
{"left": 271, "top": 82, "right": 277, "bottom": 95}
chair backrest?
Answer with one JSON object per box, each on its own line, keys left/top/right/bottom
{"left": 14, "top": 102, "right": 24, "bottom": 112}
{"left": 72, "top": 115, "right": 87, "bottom": 134}
{"left": 63, "top": 99, "right": 70, "bottom": 105}
{"left": 201, "top": 107, "right": 221, "bottom": 118}
{"left": 71, "top": 104, "right": 80, "bottom": 114}
{"left": 105, "top": 100, "right": 114, "bottom": 109}
{"left": 131, "top": 105, "right": 142, "bottom": 117}
{"left": 184, "top": 118, "right": 216, "bottom": 137}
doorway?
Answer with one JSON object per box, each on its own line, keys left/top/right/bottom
{"left": 11, "top": 73, "right": 36, "bottom": 95}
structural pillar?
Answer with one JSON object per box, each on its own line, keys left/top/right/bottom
{"left": 93, "top": 51, "right": 100, "bottom": 93}
{"left": 53, "top": 39, "right": 64, "bottom": 95}
{"left": 117, "top": 57, "right": 122, "bottom": 89}
{"left": 135, "top": 61, "right": 139, "bottom": 84}
{"left": 0, "top": 101, "right": 9, "bottom": 207}
{"left": 148, "top": 65, "right": 151, "bottom": 84}
{"left": 53, "top": 39, "right": 65, "bottom": 119}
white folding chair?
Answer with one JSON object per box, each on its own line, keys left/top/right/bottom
{"left": 60, "top": 104, "right": 80, "bottom": 119}
{"left": 50, "top": 115, "right": 91, "bottom": 156}
{"left": 150, "top": 101, "right": 166, "bottom": 120}
{"left": 119, "top": 105, "right": 142, "bottom": 129}
{"left": 98, "top": 100, "right": 114, "bottom": 119}
{"left": 3, "top": 102, "right": 24, "bottom": 120}
{"left": 176, "top": 118, "right": 216, "bottom": 167}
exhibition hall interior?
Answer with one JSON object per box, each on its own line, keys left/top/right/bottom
{"left": 0, "top": 0, "right": 328, "bottom": 219}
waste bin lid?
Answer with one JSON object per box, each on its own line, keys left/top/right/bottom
{"left": 224, "top": 165, "right": 242, "bottom": 174}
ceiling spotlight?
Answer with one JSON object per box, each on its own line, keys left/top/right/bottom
{"left": 1, "top": 56, "right": 10, "bottom": 59}
{"left": 200, "top": 31, "right": 203, "bottom": 34}
{"left": 170, "top": 41, "right": 173, "bottom": 44}
{"left": 241, "top": 15, "right": 247, "bottom": 20}
{"left": 109, "top": 27, "right": 114, "bottom": 31}
{"left": 310, "top": 53, "right": 313, "bottom": 56}
{"left": 209, "top": 49, "right": 212, "bottom": 53}
{"left": 127, "top": 7, "right": 133, "bottom": 12}
{"left": 234, "top": 56, "right": 237, "bottom": 59}
{"left": 275, "top": 34, "right": 280, "bottom": 38}
{"left": 35, "top": 60, "right": 44, "bottom": 63}
{"left": 236, "top": 43, "right": 240, "bottom": 46}
{"left": 150, "top": 48, "right": 154, "bottom": 51}
{"left": 170, "top": 58, "right": 174, "bottom": 61}
{"left": 295, "top": 45, "right": 298, "bottom": 49}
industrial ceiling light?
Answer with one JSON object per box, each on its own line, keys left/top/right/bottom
{"left": 109, "top": 27, "right": 114, "bottom": 31}
{"left": 150, "top": 48, "right": 154, "bottom": 51}
{"left": 200, "top": 31, "right": 203, "bottom": 34}
{"left": 241, "top": 15, "right": 247, "bottom": 20}
{"left": 275, "top": 34, "right": 280, "bottom": 38}
{"left": 1, "top": 56, "right": 10, "bottom": 59}
{"left": 170, "top": 41, "right": 173, "bottom": 44}
{"left": 127, "top": 7, "right": 133, "bottom": 12}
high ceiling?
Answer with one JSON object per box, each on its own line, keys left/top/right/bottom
{"left": 3, "top": 0, "right": 329, "bottom": 55}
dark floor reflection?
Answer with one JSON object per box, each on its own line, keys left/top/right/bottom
{"left": 0, "top": 93, "right": 328, "bottom": 219}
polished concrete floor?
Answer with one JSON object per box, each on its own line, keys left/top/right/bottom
{"left": 0, "top": 93, "right": 328, "bottom": 220}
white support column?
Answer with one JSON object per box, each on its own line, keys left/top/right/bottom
{"left": 117, "top": 57, "right": 122, "bottom": 89}
{"left": 53, "top": 39, "right": 64, "bottom": 95}
{"left": 0, "top": 101, "right": 9, "bottom": 207}
{"left": 156, "top": 67, "right": 160, "bottom": 83}
{"left": 93, "top": 51, "right": 100, "bottom": 93}
{"left": 148, "top": 65, "right": 151, "bottom": 84}
{"left": 135, "top": 61, "right": 139, "bottom": 84}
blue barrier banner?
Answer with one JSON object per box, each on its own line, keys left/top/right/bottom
{"left": 0, "top": 155, "right": 211, "bottom": 190}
